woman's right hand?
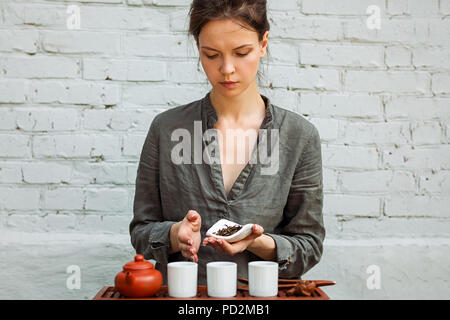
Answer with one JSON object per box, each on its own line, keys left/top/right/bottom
{"left": 169, "top": 210, "right": 202, "bottom": 262}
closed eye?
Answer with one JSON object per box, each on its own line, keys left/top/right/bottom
{"left": 205, "top": 52, "right": 249, "bottom": 59}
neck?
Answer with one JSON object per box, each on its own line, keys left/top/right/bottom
{"left": 209, "top": 82, "right": 265, "bottom": 124}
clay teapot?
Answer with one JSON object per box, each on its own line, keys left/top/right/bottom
{"left": 115, "top": 254, "right": 163, "bottom": 298}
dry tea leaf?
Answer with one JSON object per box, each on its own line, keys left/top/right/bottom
{"left": 213, "top": 224, "right": 243, "bottom": 236}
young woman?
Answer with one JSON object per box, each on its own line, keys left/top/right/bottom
{"left": 130, "top": 0, "right": 325, "bottom": 285}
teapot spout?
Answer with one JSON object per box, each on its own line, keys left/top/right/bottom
{"left": 125, "top": 271, "right": 134, "bottom": 285}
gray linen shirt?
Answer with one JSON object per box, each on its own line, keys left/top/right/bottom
{"left": 130, "top": 90, "right": 325, "bottom": 285}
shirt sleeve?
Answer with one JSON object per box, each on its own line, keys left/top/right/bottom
{"left": 265, "top": 124, "right": 325, "bottom": 279}
{"left": 129, "top": 114, "right": 177, "bottom": 266}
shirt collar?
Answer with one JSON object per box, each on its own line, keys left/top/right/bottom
{"left": 201, "top": 90, "right": 274, "bottom": 130}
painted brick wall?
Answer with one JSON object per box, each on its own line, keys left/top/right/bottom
{"left": 1, "top": 0, "right": 448, "bottom": 236}
{"left": 0, "top": 0, "right": 449, "bottom": 299}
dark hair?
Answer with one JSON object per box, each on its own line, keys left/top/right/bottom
{"left": 187, "top": 0, "right": 271, "bottom": 86}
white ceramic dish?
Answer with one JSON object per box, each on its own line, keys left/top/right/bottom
{"left": 205, "top": 219, "right": 253, "bottom": 243}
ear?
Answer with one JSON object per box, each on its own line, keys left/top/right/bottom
{"left": 259, "top": 31, "right": 269, "bottom": 58}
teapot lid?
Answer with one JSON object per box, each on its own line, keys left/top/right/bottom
{"left": 123, "top": 254, "right": 154, "bottom": 271}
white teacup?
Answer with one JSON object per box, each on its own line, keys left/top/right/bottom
{"left": 206, "top": 261, "right": 237, "bottom": 298}
{"left": 248, "top": 261, "right": 278, "bottom": 297}
{"left": 167, "top": 261, "right": 198, "bottom": 298}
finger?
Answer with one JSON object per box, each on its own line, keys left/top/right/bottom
{"left": 181, "top": 240, "right": 197, "bottom": 252}
{"left": 181, "top": 248, "right": 198, "bottom": 262}
{"left": 186, "top": 210, "right": 200, "bottom": 222}
{"left": 181, "top": 247, "right": 197, "bottom": 261}
{"left": 202, "top": 237, "right": 216, "bottom": 246}
{"left": 186, "top": 209, "right": 198, "bottom": 217}
{"left": 188, "top": 213, "right": 202, "bottom": 232}
{"left": 216, "top": 239, "right": 239, "bottom": 256}
{"left": 245, "top": 232, "right": 260, "bottom": 242}
{"left": 252, "top": 224, "right": 264, "bottom": 235}
{"left": 208, "top": 237, "right": 221, "bottom": 247}
{"left": 181, "top": 249, "right": 191, "bottom": 259}
{"left": 189, "top": 247, "right": 197, "bottom": 255}
{"left": 204, "top": 238, "right": 224, "bottom": 252}
{"left": 179, "top": 242, "right": 193, "bottom": 254}
{"left": 186, "top": 210, "right": 202, "bottom": 231}
{"left": 217, "top": 239, "right": 232, "bottom": 252}
{"left": 202, "top": 238, "right": 212, "bottom": 247}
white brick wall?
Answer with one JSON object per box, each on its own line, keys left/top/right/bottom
{"left": 0, "top": 0, "right": 449, "bottom": 299}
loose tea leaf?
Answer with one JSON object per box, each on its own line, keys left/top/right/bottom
{"left": 213, "top": 224, "right": 242, "bottom": 236}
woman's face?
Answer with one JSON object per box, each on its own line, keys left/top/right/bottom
{"left": 197, "top": 19, "right": 268, "bottom": 97}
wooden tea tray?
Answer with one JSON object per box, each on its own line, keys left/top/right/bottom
{"left": 93, "top": 283, "right": 333, "bottom": 300}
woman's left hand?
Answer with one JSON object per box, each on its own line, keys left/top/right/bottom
{"left": 202, "top": 224, "right": 264, "bottom": 256}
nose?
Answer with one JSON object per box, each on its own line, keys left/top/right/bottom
{"left": 220, "top": 56, "right": 235, "bottom": 75}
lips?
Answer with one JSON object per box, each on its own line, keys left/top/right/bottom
{"left": 221, "top": 81, "right": 237, "bottom": 84}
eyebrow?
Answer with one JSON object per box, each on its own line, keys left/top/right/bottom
{"left": 201, "top": 44, "right": 253, "bottom": 52}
